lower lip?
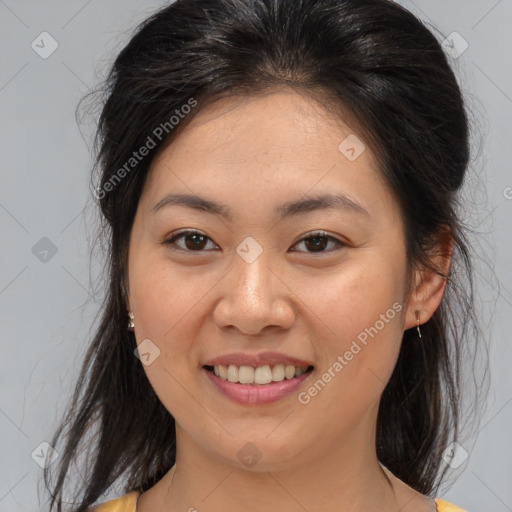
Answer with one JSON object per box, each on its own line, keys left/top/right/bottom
{"left": 203, "top": 367, "right": 313, "bottom": 405}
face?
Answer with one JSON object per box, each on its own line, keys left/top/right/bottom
{"left": 127, "top": 88, "right": 411, "bottom": 471}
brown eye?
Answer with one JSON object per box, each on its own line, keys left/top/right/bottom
{"left": 290, "top": 231, "right": 345, "bottom": 254}
{"left": 162, "top": 229, "right": 345, "bottom": 254}
{"left": 163, "top": 230, "right": 217, "bottom": 252}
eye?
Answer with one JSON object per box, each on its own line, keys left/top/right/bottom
{"left": 290, "top": 231, "right": 346, "bottom": 254}
{"left": 162, "top": 229, "right": 218, "bottom": 252}
{"left": 161, "top": 229, "right": 346, "bottom": 254}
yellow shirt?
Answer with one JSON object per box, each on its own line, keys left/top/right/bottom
{"left": 92, "top": 490, "right": 468, "bottom": 511}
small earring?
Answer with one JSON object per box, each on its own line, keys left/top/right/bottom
{"left": 416, "top": 312, "right": 422, "bottom": 339}
{"left": 127, "top": 311, "right": 135, "bottom": 331}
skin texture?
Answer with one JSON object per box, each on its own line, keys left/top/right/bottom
{"left": 126, "top": 87, "right": 448, "bottom": 512}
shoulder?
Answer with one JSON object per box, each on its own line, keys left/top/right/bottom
{"left": 435, "top": 498, "right": 468, "bottom": 512}
{"left": 89, "top": 490, "right": 140, "bottom": 512}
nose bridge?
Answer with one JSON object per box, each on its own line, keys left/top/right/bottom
{"left": 213, "top": 239, "right": 294, "bottom": 333}
{"left": 232, "top": 241, "right": 276, "bottom": 308}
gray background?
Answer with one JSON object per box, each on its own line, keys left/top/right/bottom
{"left": 1, "top": 1, "right": 511, "bottom": 511}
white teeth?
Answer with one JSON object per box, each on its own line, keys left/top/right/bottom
{"left": 238, "top": 366, "right": 254, "bottom": 384}
{"left": 218, "top": 364, "right": 228, "bottom": 379}
{"left": 272, "top": 364, "right": 285, "bottom": 381}
{"left": 254, "top": 365, "right": 272, "bottom": 384}
{"left": 285, "top": 365, "right": 295, "bottom": 379}
{"left": 227, "top": 365, "right": 238, "bottom": 383}
{"left": 210, "top": 363, "right": 310, "bottom": 385}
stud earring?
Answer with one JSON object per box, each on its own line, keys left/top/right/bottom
{"left": 416, "top": 312, "right": 422, "bottom": 339}
{"left": 127, "top": 311, "right": 135, "bottom": 331}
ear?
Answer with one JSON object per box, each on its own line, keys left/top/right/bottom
{"left": 404, "top": 226, "right": 453, "bottom": 330}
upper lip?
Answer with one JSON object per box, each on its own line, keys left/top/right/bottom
{"left": 203, "top": 351, "right": 314, "bottom": 368}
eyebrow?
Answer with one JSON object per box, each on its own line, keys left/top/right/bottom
{"left": 151, "top": 192, "right": 370, "bottom": 221}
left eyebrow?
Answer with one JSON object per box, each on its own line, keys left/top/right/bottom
{"left": 151, "top": 192, "right": 370, "bottom": 221}
{"left": 276, "top": 193, "right": 370, "bottom": 219}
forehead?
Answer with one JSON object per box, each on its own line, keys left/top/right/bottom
{"left": 141, "top": 88, "right": 395, "bottom": 222}
{"left": 156, "top": 88, "right": 370, "bottom": 163}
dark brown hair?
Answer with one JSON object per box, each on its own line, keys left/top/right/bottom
{"left": 44, "top": 0, "right": 489, "bottom": 510}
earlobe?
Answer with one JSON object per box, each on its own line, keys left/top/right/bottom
{"left": 404, "top": 226, "right": 453, "bottom": 330}
{"left": 405, "top": 267, "right": 448, "bottom": 329}
{"left": 127, "top": 311, "right": 135, "bottom": 331}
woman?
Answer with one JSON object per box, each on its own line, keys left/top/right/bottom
{"left": 44, "top": 0, "right": 487, "bottom": 511}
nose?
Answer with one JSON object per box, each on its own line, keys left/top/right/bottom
{"left": 212, "top": 249, "right": 296, "bottom": 336}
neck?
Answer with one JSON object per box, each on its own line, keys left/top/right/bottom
{"left": 137, "top": 426, "right": 402, "bottom": 512}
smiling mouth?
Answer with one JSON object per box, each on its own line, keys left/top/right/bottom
{"left": 203, "top": 364, "right": 314, "bottom": 386}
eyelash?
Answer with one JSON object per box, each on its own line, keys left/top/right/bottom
{"left": 161, "top": 229, "right": 346, "bottom": 254}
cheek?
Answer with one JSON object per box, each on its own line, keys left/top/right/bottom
{"left": 299, "top": 251, "right": 406, "bottom": 405}
{"left": 130, "top": 252, "right": 198, "bottom": 339}
{"left": 129, "top": 251, "right": 221, "bottom": 384}
{"left": 301, "top": 250, "right": 406, "bottom": 342}
{"left": 129, "top": 257, "right": 207, "bottom": 418}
